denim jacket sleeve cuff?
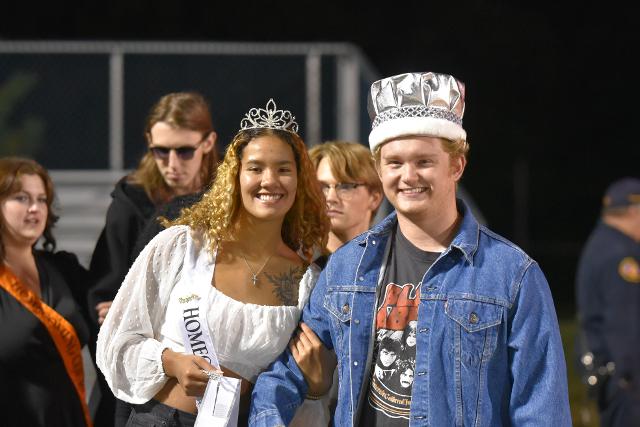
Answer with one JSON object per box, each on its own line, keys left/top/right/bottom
{"left": 248, "top": 409, "right": 287, "bottom": 427}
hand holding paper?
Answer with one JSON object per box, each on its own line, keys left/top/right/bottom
{"left": 161, "top": 348, "right": 218, "bottom": 397}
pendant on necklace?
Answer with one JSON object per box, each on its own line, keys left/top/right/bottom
{"left": 252, "top": 274, "right": 258, "bottom": 286}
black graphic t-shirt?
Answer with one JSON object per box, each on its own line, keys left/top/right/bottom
{"left": 359, "top": 225, "right": 440, "bottom": 426}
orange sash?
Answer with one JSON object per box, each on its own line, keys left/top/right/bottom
{"left": 0, "top": 265, "right": 93, "bottom": 427}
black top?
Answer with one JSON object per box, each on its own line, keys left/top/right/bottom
{"left": 312, "top": 254, "right": 330, "bottom": 270}
{"left": 360, "top": 225, "right": 440, "bottom": 426}
{"left": 576, "top": 221, "right": 640, "bottom": 395}
{"left": 0, "top": 250, "right": 91, "bottom": 427}
{"left": 87, "top": 177, "right": 156, "bottom": 322}
{"left": 132, "top": 190, "right": 205, "bottom": 257}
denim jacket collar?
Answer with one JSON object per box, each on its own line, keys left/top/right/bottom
{"left": 450, "top": 198, "right": 480, "bottom": 265}
{"left": 357, "top": 198, "right": 480, "bottom": 264}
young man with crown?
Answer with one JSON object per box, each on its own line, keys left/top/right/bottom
{"left": 250, "top": 72, "right": 572, "bottom": 426}
{"left": 96, "top": 99, "right": 332, "bottom": 426}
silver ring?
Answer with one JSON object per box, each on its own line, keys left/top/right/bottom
{"left": 201, "top": 369, "right": 222, "bottom": 381}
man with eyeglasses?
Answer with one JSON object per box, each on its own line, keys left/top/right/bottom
{"left": 309, "top": 141, "right": 383, "bottom": 256}
{"left": 250, "top": 72, "right": 571, "bottom": 426}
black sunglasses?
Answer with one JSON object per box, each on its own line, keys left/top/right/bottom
{"left": 149, "top": 139, "right": 205, "bottom": 161}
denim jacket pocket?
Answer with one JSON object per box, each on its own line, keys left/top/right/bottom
{"left": 324, "top": 289, "right": 353, "bottom": 323}
{"left": 323, "top": 288, "right": 355, "bottom": 354}
{"left": 445, "top": 298, "right": 504, "bottom": 366}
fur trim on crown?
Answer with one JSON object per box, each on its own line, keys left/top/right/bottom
{"left": 369, "top": 117, "right": 466, "bottom": 152}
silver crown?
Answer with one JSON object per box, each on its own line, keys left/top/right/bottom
{"left": 368, "top": 72, "right": 465, "bottom": 128}
{"left": 367, "top": 72, "right": 467, "bottom": 150}
{"left": 239, "top": 99, "right": 299, "bottom": 134}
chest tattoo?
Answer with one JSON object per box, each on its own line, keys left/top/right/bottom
{"left": 264, "top": 267, "right": 304, "bottom": 306}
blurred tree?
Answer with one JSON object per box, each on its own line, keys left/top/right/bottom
{"left": 0, "top": 72, "right": 44, "bottom": 156}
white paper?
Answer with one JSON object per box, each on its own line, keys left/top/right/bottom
{"left": 195, "top": 376, "right": 241, "bottom": 427}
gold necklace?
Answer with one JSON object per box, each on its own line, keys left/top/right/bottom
{"left": 240, "top": 253, "right": 273, "bottom": 286}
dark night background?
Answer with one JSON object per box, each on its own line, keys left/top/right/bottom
{"left": 2, "top": 1, "right": 638, "bottom": 314}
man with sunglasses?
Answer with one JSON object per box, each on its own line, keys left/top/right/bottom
{"left": 148, "top": 131, "right": 213, "bottom": 196}
{"left": 87, "top": 91, "right": 217, "bottom": 427}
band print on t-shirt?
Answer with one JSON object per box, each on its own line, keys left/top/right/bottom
{"left": 367, "top": 281, "right": 421, "bottom": 420}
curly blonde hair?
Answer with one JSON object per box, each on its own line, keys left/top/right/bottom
{"left": 169, "top": 128, "right": 329, "bottom": 260}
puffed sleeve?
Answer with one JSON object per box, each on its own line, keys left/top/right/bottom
{"left": 96, "top": 225, "right": 190, "bottom": 404}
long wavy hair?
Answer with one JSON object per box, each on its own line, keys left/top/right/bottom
{"left": 169, "top": 128, "right": 329, "bottom": 261}
{"left": 129, "top": 92, "right": 218, "bottom": 203}
{"left": 0, "top": 157, "right": 58, "bottom": 260}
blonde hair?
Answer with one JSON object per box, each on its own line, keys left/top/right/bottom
{"left": 169, "top": 128, "right": 329, "bottom": 260}
{"left": 309, "top": 140, "right": 383, "bottom": 217}
{"left": 130, "top": 92, "right": 218, "bottom": 203}
{"left": 0, "top": 157, "right": 58, "bottom": 260}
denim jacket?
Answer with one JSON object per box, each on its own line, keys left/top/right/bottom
{"left": 250, "top": 201, "right": 572, "bottom": 426}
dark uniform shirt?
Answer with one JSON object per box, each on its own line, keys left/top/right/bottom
{"left": 576, "top": 221, "right": 640, "bottom": 398}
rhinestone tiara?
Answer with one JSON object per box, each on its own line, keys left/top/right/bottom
{"left": 239, "top": 98, "right": 299, "bottom": 134}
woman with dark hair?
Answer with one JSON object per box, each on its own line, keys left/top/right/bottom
{"left": 97, "top": 99, "right": 331, "bottom": 426}
{"left": 401, "top": 319, "right": 417, "bottom": 358}
{"left": 392, "top": 359, "right": 415, "bottom": 394}
{"left": 0, "top": 157, "right": 92, "bottom": 427}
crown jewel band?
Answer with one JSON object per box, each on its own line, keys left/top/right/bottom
{"left": 371, "top": 105, "right": 463, "bottom": 129}
{"left": 239, "top": 98, "right": 299, "bottom": 134}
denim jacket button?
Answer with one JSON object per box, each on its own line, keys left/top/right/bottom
{"left": 353, "top": 361, "right": 358, "bottom": 366}
{"left": 469, "top": 312, "right": 479, "bottom": 324}
{"left": 342, "top": 303, "right": 350, "bottom": 314}
{"left": 371, "top": 240, "right": 376, "bottom": 245}
{"left": 358, "top": 276, "right": 364, "bottom": 281}
{"left": 354, "top": 319, "right": 360, "bottom": 324}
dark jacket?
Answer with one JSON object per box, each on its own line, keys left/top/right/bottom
{"left": 87, "top": 177, "right": 156, "bottom": 323}
{"left": 576, "top": 221, "right": 640, "bottom": 397}
{"left": 0, "top": 250, "right": 92, "bottom": 427}
{"left": 132, "top": 191, "right": 204, "bottom": 257}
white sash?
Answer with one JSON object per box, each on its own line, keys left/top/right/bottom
{"left": 178, "top": 238, "right": 241, "bottom": 427}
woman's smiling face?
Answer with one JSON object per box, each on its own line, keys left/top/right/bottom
{"left": 238, "top": 135, "right": 298, "bottom": 223}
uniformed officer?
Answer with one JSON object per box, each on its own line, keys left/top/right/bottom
{"left": 576, "top": 177, "right": 640, "bottom": 427}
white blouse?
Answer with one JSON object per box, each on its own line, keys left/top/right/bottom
{"left": 96, "top": 225, "right": 320, "bottom": 404}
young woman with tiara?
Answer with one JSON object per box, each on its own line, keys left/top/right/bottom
{"left": 97, "top": 99, "right": 332, "bottom": 426}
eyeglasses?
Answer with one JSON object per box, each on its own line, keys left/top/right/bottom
{"left": 321, "top": 183, "right": 365, "bottom": 200}
{"left": 149, "top": 139, "right": 204, "bottom": 161}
